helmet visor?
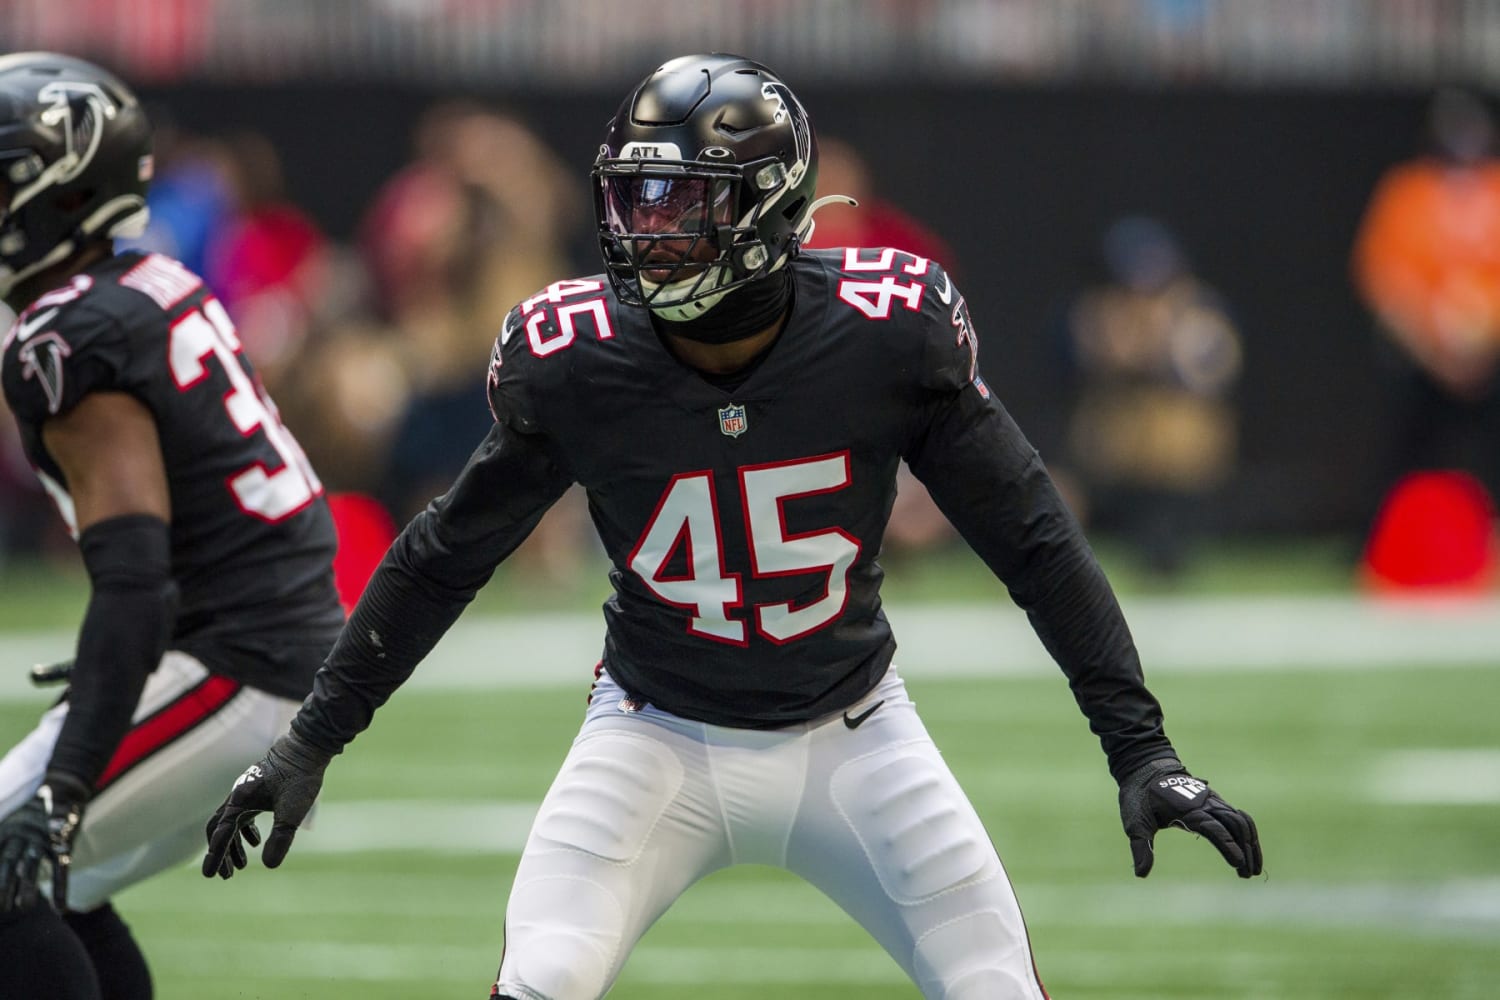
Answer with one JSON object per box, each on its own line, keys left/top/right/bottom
{"left": 601, "top": 174, "right": 734, "bottom": 238}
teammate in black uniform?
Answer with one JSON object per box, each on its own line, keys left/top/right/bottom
{"left": 0, "top": 52, "right": 342, "bottom": 1000}
{"left": 205, "top": 54, "right": 1261, "bottom": 999}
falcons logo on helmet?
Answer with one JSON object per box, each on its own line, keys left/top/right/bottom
{"left": 35, "top": 80, "right": 120, "bottom": 187}
{"left": 760, "top": 82, "right": 811, "bottom": 189}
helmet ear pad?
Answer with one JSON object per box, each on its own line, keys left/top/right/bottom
{"left": 592, "top": 54, "right": 819, "bottom": 317}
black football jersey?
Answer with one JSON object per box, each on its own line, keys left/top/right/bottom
{"left": 478, "top": 248, "right": 1165, "bottom": 754}
{"left": 1, "top": 251, "right": 343, "bottom": 697}
{"left": 302, "top": 246, "right": 1170, "bottom": 774}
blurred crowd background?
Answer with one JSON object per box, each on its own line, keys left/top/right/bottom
{"left": 2, "top": 0, "right": 1498, "bottom": 592}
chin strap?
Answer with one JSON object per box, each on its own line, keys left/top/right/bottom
{"left": 646, "top": 275, "right": 733, "bottom": 322}
{"left": 0, "top": 197, "right": 148, "bottom": 298}
{"left": 0, "top": 238, "right": 76, "bottom": 299}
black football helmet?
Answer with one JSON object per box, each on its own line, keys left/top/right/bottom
{"left": 0, "top": 52, "right": 152, "bottom": 299}
{"left": 594, "top": 54, "right": 844, "bottom": 321}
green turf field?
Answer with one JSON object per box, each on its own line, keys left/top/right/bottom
{"left": 0, "top": 534, "right": 1360, "bottom": 631}
{"left": 2, "top": 648, "right": 1495, "bottom": 998}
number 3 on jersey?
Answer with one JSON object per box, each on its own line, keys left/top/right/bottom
{"left": 168, "top": 298, "right": 322, "bottom": 521}
{"left": 629, "top": 453, "right": 860, "bottom": 646}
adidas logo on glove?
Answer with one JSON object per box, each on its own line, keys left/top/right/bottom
{"left": 1157, "top": 775, "right": 1208, "bottom": 801}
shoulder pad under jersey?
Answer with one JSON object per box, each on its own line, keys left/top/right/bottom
{"left": 1, "top": 275, "right": 128, "bottom": 424}
{"left": 916, "top": 260, "right": 986, "bottom": 397}
{"left": 486, "top": 277, "right": 617, "bottom": 434}
{"left": 485, "top": 309, "right": 537, "bottom": 433}
{"left": 822, "top": 247, "right": 987, "bottom": 397}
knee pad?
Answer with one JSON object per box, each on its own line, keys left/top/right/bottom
{"left": 498, "top": 729, "right": 693, "bottom": 1000}
{"left": 914, "top": 910, "right": 1046, "bottom": 1000}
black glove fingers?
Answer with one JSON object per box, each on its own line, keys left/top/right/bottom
{"left": 201, "top": 828, "right": 231, "bottom": 879}
{"left": 227, "top": 830, "right": 247, "bottom": 872}
{"left": 1201, "top": 798, "right": 1255, "bottom": 867}
{"left": 1207, "top": 799, "right": 1250, "bottom": 838}
{"left": 242, "top": 819, "right": 262, "bottom": 848}
{"left": 202, "top": 806, "right": 253, "bottom": 879}
{"left": 262, "top": 822, "right": 300, "bottom": 869}
{"left": 1182, "top": 811, "right": 1248, "bottom": 874}
{"left": 1121, "top": 759, "right": 1266, "bottom": 879}
{"left": 202, "top": 807, "right": 231, "bottom": 879}
{"left": 0, "top": 821, "right": 34, "bottom": 912}
{"left": 203, "top": 804, "right": 226, "bottom": 844}
{"left": 0, "top": 850, "right": 19, "bottom": 911}
{"left": 220, "top": 817, "right": 260, "bottom": 877}
{"left": 14, "top": 845, "right": 42, "bottom": 910}
{"left": 51, "top": 855, "right": 69, "bottom": 911}
{"left": 1209, "top": 802, "right": 1262, "bottom": 877}
{"left": 1243, "top": 809, "right": 1263, "bottom": 875}
{"left": 0, "top": 839, "right": 43, "bottom": 911}
{"left": 1129, "top": 835, "right": 1156, "bottom": 877}
{"left": 202, "top": 738, "right": 331, "bottom": 881}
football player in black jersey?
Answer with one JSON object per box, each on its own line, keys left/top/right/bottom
{"left": 205, "top": 54, "right": 1262, "bottom": 999}
{"left": 0, "top": 53, "right": 343, "bottom": 1000}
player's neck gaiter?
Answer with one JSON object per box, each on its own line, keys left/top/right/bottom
{"left": 653, "top": 269, "right": 793, "bottom": 346}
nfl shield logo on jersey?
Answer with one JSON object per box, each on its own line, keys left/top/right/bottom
{"left": 718, "top": 403, "right": 748, "bottom": 438}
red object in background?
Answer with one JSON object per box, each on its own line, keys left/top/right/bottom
{"left": 209, "top": 204, "right": 326, "bottom": 312}
{"left": 1361, "top": 470, "right": 1499, "bottom": 592}
{"left": 806, "top": 199, "right": 956, "bottom": 269}
{"left": 327, "top": 492, "right": 399, "bottom": 613}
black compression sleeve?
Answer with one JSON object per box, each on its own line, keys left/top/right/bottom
{"left": 292, "top": 422, "right": 572, "bottom": 755}
{"left": 908, "top": 390, "right": 1177, "bottom": 781}
{"left": 49, "top": 514, "right": 178, "bottom": 789}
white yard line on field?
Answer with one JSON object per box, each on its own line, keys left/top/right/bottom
{"left": 133, "top": 846, "right": 1500, "bottom": 937}
{"left": 3, "top": 594, "right": 1497, "bottom": 704}
{"left": 1370, "top": 749, "right": 1500, "bottom": 804}
{"left": 135, "top": 937, "right": 912, "bottom": 985}
{"left": 296, "top": 799, "right": 538, "bottom": 853}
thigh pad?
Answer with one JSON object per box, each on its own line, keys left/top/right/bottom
{"left": 530, "top": 730, "right": 685, "bottom": 864}
{"left": 830, "top": 745, "right": 995, "bottom": 904}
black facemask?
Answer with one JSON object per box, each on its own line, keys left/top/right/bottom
{"left": 652, "top": 268, "right": 794, "bottom": 345}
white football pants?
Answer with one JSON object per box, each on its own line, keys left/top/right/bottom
{"left": 0, "top": 650, "right": 303, "bottom": 912}
{"left": 493, "top": 666, "right": 1048, "bottom": 1000}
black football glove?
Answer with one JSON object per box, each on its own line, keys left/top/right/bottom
{"left": 28, "top": 658, "right": 74, "bottom": 687}
{"left": 202, "top": 730, "right": 330, "bottom": 879}
{"left": 0, "top": 771, "right": 90, "bottom": 912}
{"left": 1118, "top": 757, "right": 1262, "bottom": 879}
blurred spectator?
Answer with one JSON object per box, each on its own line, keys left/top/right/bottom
{"left": 359, "top": 102, "right": 592, "bottom": 582}
{"left": 269, "top": 321, "right": 412, "bottom": 497}
{"left": 1351, "top": 88, "right": 1500, "bottom": 510}
{"left": 127, "top": 125, "right": 334, "bottom": 391}
{"left": 205, "top": 130, "right": 333, "bottom": 389}
{"left": 804, "top": 136, "right": 958, "bottom": 557}
{"left": 1054, "top": 216, "right": 1243, "bottom": 576}
{"left": 360, "top": 102, "right": 581, "bottom": 390}
{"left": 121, "top": 118, "right": 235, "bottom": 278}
